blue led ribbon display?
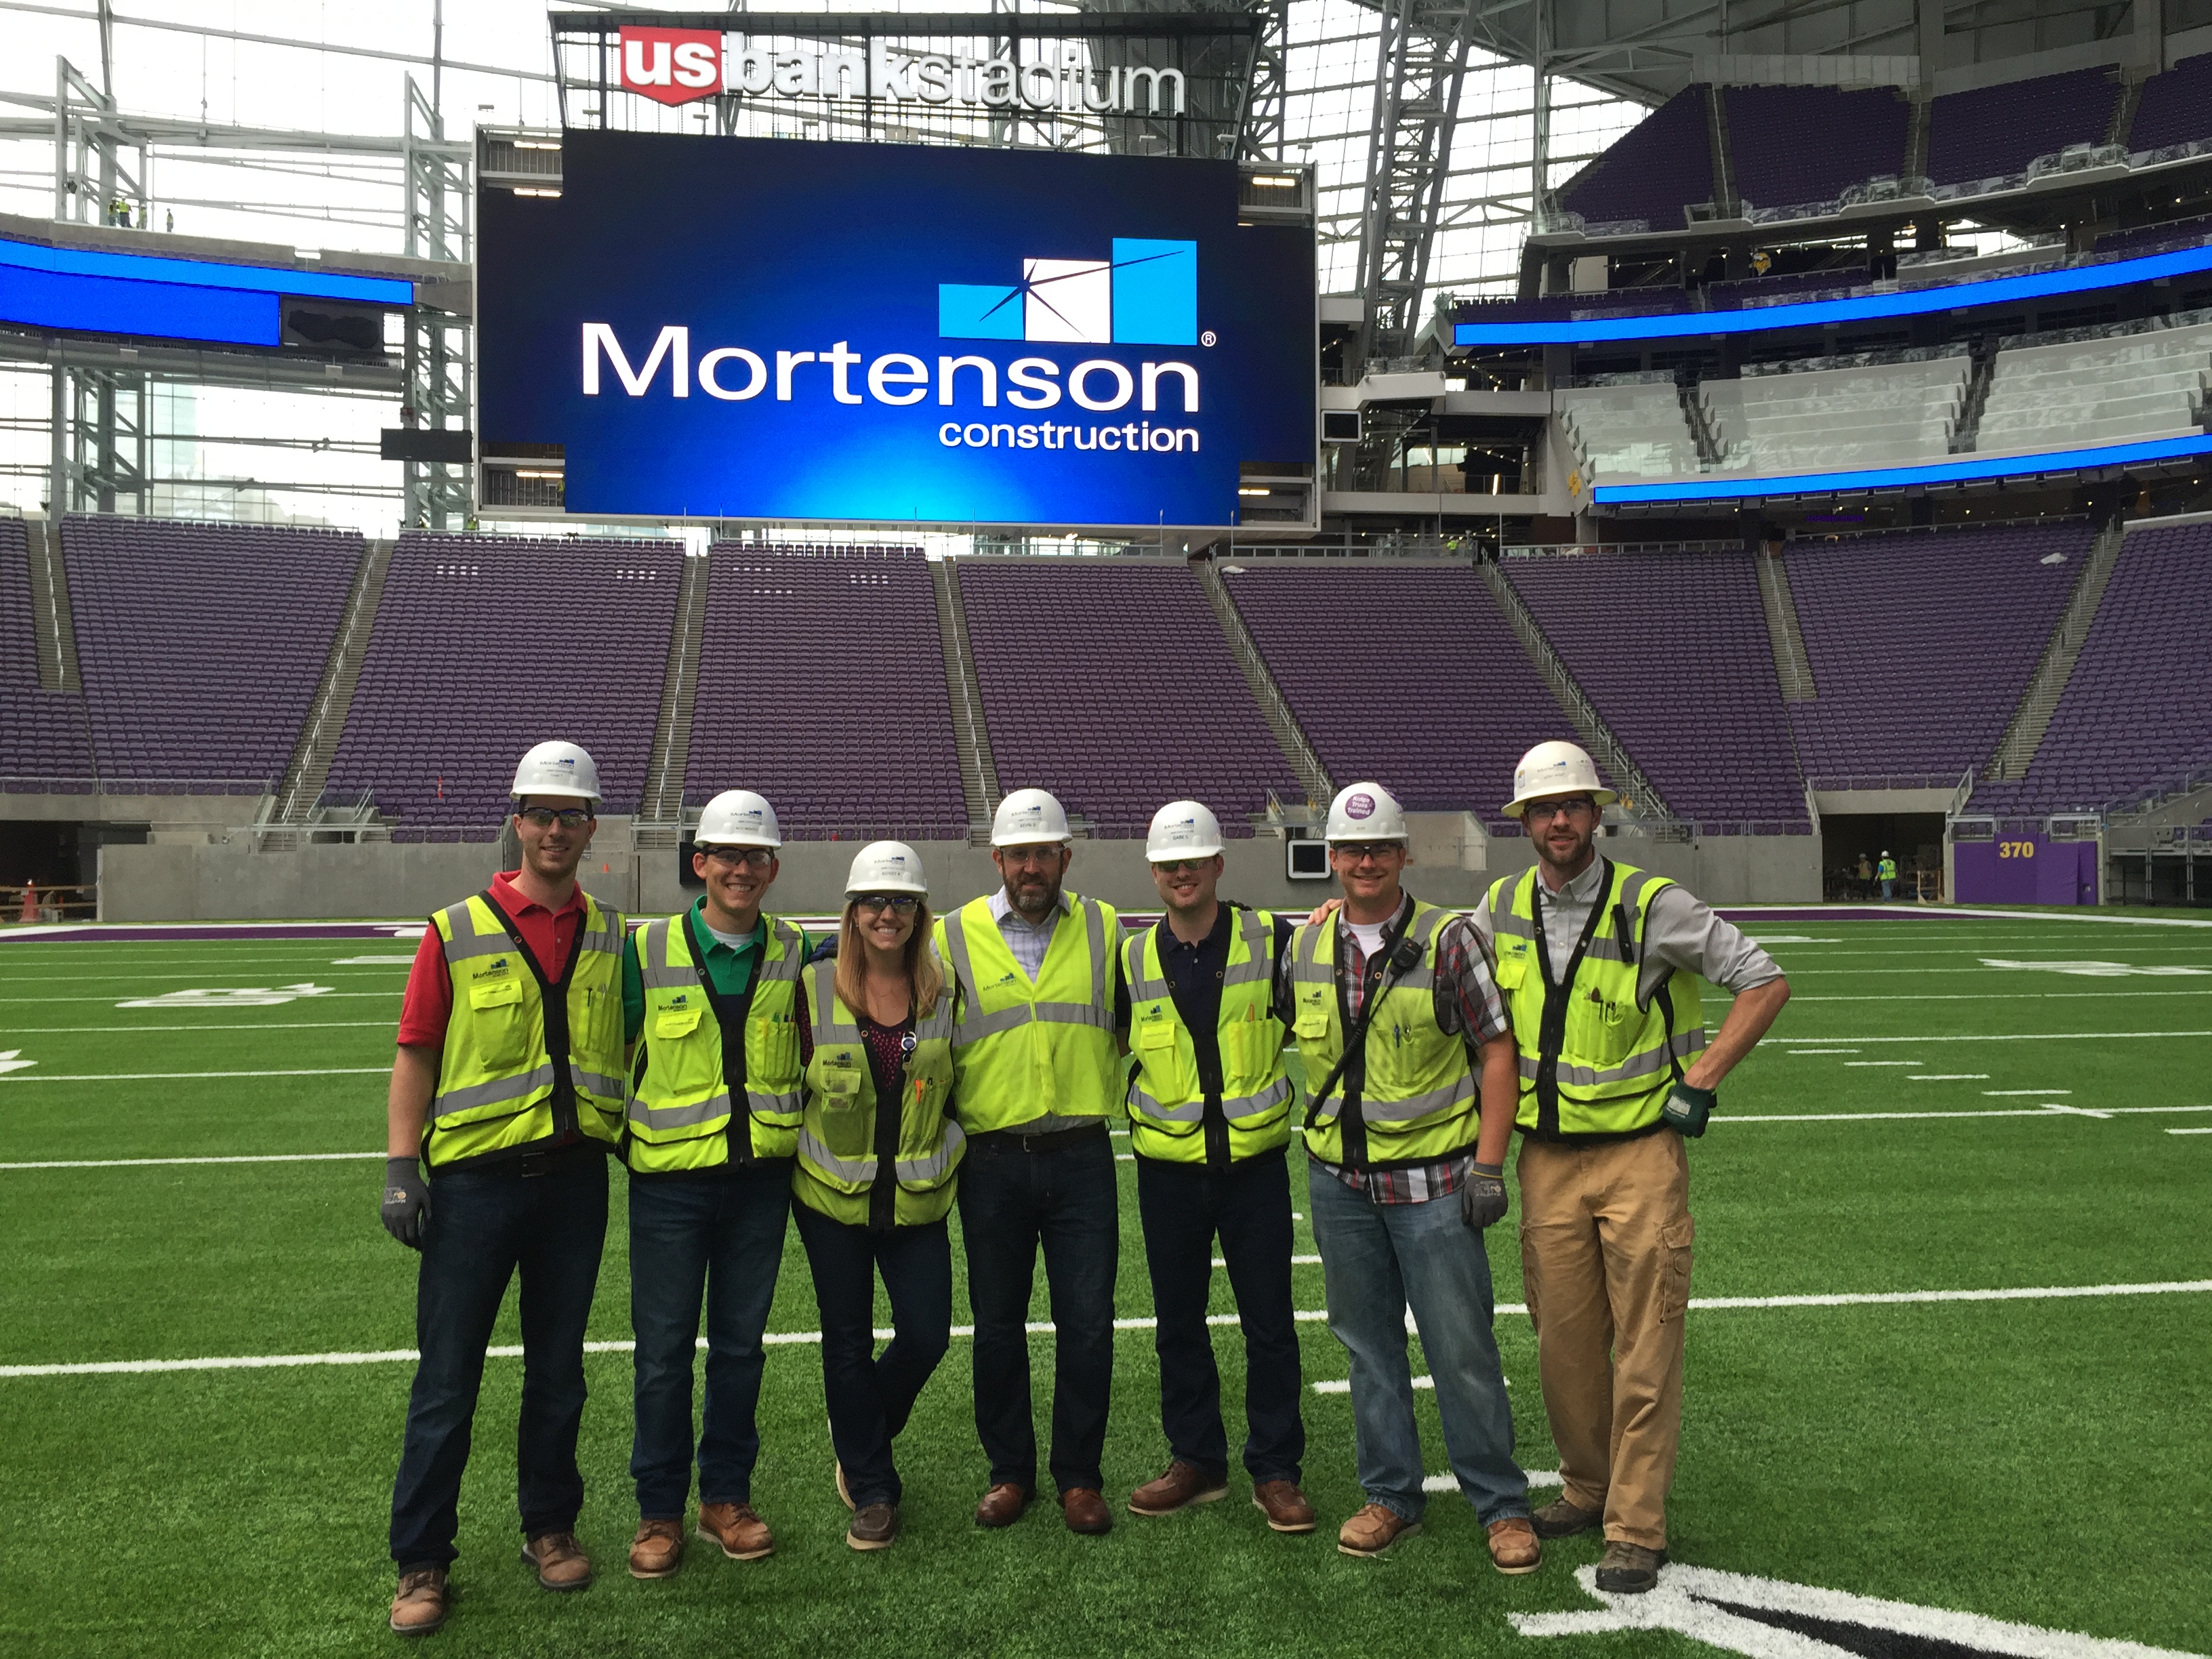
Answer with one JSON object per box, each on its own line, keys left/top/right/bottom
{"left": 1456, "top": 245, "right": 2212, "bottom": 346}
{"left": 0, "top": 237, "right": 413, "bottom": 304}
{"left": 1591, "top": 432, "right": 2212, "bottom": 504}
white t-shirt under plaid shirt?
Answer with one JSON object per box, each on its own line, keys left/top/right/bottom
{"left": 1277, "top": 893, "right": 1512, "bottom": 1206}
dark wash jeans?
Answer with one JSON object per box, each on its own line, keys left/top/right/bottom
{"left": 956, "top": 1128, "right": 1120, "bottom": 1496}
{"left": 628, "top": 1160, "right": 792, "bottom": 1519}
{"left": 1134, "top": 1145, "right": 1305, "bottom": 1486}
{"left": 390, "top": 1149, "right": 609, "bottom": 1571}
{"left": 793, "top": 1204, "right": 954, "bottom": 1509}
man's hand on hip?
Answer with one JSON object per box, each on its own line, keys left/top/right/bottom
{"left": 1662, "top": 1082, "right": 1716, "bottom": 1138}
{"left": 382, "top": 1156, "right": 430, "bottom": 1249}
{"left": 1460, "top": 1162, "right": 1509, "bottom": 1229}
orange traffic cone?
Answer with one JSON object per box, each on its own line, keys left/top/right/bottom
{"left": 17, "top": 882, "right": 35, "bottom": 925}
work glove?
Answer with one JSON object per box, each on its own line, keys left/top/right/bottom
{"left": 1663, "top": 1082, "right": 1717, "bottom": 1139}
{"left": 381, "top": 1156, "right": 429, "bottom": 1250}
{"left": 1460, "top": 1162, "right": 1509, "bottom": 1231}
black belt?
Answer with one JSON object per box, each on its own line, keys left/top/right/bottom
{"left": 968, "top": 1120, "right": 1111, "bottom": 1153}
{"left": 436, "top": 1139, "right": 606, "bottom": 1180}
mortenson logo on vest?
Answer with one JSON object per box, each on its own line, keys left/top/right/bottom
{"left": 581, "top": 232, "right": 1206, "bottom": 461}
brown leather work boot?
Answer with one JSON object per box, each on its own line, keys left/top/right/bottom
{"left": 1532, "top": 1495, "right": 1605, "bottom": 1539}
{"left": 848, "top": 1502, "right": 899, "bottom": 1551}
{"left": 974, "top": 1482, "right": 1032, "bottom": 1528}
{"left": 696, "top": 1501, "right": 774, "bottom": 1561}
{"left": 628, "top": 1518, "right": 684, "bottom": 1579}
{"left": 520, "top": 1531, "right": 593, "bottom": 1591}
{"left": 1060, "top": 1488, "right": 1113, "bottom": 1535}
{"left": 388, "top": 1567, "right": 449, "bottom": 1636}
{"left": 1487, "top": 1517, "right": 1543, "bottom": 1576}
{"left": 1127, "top": 1460, "right": 1229, "bottom": 1517}
{"left": 1252, "top": 1479, "right": 1318, "bottom": 1534}
{"left": 1337, "top": 1502, "right": 1420, "bottom": 1557}
{"left": 1596, "top": 1540, "right": 1667, "bottom": 1594}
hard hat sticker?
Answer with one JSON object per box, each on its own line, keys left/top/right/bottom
{"left": 1346, "top": 792, "right": 1375, "bottom": 819}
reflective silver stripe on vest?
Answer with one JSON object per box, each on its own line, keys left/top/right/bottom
{"left": 434, "top": 1061, "right": 556, "bottom": 1118}
{"left": 1517, "top": 1027, "right": 1707, "bottom": 1086}
{"left": 636, "top": 918, "right": 689, "bottom": 988}
{"left": 571, "top": 1066, "right": 625, "bottom": 1101}
{"left": 1490, "top": 904, "right": 1534, "bottom": 941}
{"left": 798, "top": 1118, "right": 966, "bottom": 1187}
{"left": 759, "top": 919, "right": 806, "bottom": 981}
{"left": 579, "top": 924, "right": 623, "bottom": 958}
{"left": 439, "top": 901, "right": 510, "bottom": 962}
{"left": 627, "top": 1087, "right": 733, "bottom": 1129}
{"left": 1130, "top": 1073, "right": 1291, "bottom": 1126}
{"left": 747, "top": 1088, "right": 802, "bottom": 1118}
{"left": 1303, "top": 1073, "right": 1473, "bottom": 1124}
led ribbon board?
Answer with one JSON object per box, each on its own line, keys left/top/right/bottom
{"left": 0, "top": 237, "right": 412, "bottom": 348}
{"left": 1591, "top": 432, "right": 2212, "bottom": 504}
{"left": 477, "top": 132, "right": 1317, "bottom": 527}
{"left": 1455, "top": 245, "right": 2212, "bottom": 346}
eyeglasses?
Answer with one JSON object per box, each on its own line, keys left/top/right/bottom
{"left": 1332, "top": 841, "right": 1403, "bottom": 861}
{"left": 998, "top": 844, "right": 1065, "bottom": 867}
{"left": 1523, "top": 798, "right": 1596, "bottom": 824}
{"left": 518, "top": 807, "right": 591, "bottom": 830}
{"left": 1151, "top": 858, "right": 1213, "bottom": 875}
{"left": 852, "top": 893, "right": 919, "bottom": 914}
{"left": 701, "top": 846, "right": 774, "bottom": 868}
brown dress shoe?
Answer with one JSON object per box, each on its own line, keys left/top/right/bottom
{"left": 1337, "top": 1502, "right": 1420, "bottom": 1557}
{"left": 848, "top": 1502, "right": 899, "bottom": 1551}
{"left": 389, "top": 1567, "right": 449, "bottom": 1636}
{"left": 520, "top": 1531, "right": 593, "bottom": 1591}
{"left": 974, "top": 1483, "right": 1032, "bottom": 1528}
{"left": 1532, "top": 1495, "right": 1605, "bottom": 1539}
{"left": 628, "top": 1518, "right": 685, "bottom": 1579}
{"left": 696, "top": 1501, "right": 774, "bottom": 1561}
{"left": 1487, "top": 1516, "right": 1543, "bottom": 1576}
{"left": 1128, "top": 1460, "right": 1229, "bottom": 1517}
{"left": 1060, "top": 1488, "right": 1114, "bottom": 1535}
{"left": 1252, "top": 1479, "right": 1318, "bottom": 1534}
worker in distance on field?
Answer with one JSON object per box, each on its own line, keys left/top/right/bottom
{"left": 1286, "top": 781, "right": 1540, "bottom": 1574}
{"left": 791, "top": 842, "right": 965, "bottom": 1553}
{"left": 380, "top": 740, "right": 629, "bottom": 1638}
{"left": 620, "top": 790, "right": 811, "bottom": 1581}
{"left": 1120, "top": 801, "right": 1314, "bottom": 1534}
{"left": 1478, "top": 741, "right": 1789, "bottom": 1594}
{"left": 935, "top": 787, "right": 1129, "bottom": 1537}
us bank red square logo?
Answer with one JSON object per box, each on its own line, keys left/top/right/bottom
{"left": 618, "top": 27, "right": 722, "bottom": 106}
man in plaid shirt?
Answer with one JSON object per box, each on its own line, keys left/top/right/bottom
{"left": 1278, "top": 781, "right": 1536, "bottom": 1572}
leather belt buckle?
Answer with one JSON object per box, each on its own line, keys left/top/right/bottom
{"left": 516, "top": 1150, "right": 554, "bottom": 1179}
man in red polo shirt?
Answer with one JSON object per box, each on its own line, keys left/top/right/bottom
{"left": 380, "top": 740, "right": 629, "bottom": 1637}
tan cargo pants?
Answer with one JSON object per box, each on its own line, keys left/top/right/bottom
{"left": 1516, "top": 1129, "right": 1694, "bottom": 1551}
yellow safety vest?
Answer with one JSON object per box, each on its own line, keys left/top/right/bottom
{"left": 935, "top": 893, "right": 1122, "bottom": 1134}
{"left": 625, "top": 909, "right": 806, "bottom": 1170}
{"left": 1121, "top": 905, "right": 1290, "bottom": 1164}
{"left": 1485, "top": 860, "right": 1706, "bottom": 1139}
{"left": 425, "top": 889, "right": 626, "bottom": 1169}
{"left": 1287, "top": 898, "right": 1479, "bottom": 1168}
{"left": 794, "top": 957, "right": 964, "bottom": 1227}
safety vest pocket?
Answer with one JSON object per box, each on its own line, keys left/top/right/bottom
{"left": 748, "top": 1014, "right": 799, "bottom": 1082}
{"left": 1292, "top": 1005, "right": 1329, "bottom": 1041}
{"left": 464, "top": 974, "right": 532, "bottom": 1070}
{"left": 653, "top": 1005, "right": 703, "bottom": 1040}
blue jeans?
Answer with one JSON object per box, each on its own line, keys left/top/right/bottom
{"left": 389, "top": 1149, "right": 609, "bottom": 1570}
{"left": 628, "top": 1162, "right": 792, "bottom": 1518}
{"left": 1134, "top": 1147, "right": 1305, "bottom": 1485}
{"left": 956, "top": 1128, "right": 1119, "bottom": 1495}
{"left": 1307, "top": 1160, "right": 1528, "bottom": 1525}
{"left": 794, "top": 1204, "right": 954, "bottom": 1509}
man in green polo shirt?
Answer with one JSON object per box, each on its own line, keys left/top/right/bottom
{"left": 619, "top": 790, "right": 811, "bottom": 1580}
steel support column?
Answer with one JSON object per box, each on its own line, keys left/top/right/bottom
{"left": 1353, "top": 0, "right": 1473, "bottom": 374}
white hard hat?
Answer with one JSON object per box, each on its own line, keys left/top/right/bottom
{"left": 991, "top": 787, "right": 1071, "bottom": 848}
{"left": 845, "top": 840, "right": 928, "bottom": 897}
{"left": 1504, "top": 740, "right": 1619, "bottom": 819}
{"left": 1146, "top": 799, "right": 1224, "bottom": 862}
{"left": 695, "top": 788, "right": 782, "bottom": 848}
{"left": 1324, "top": 781, "right": 1409, "bottom": 844}
{"left": 511, "top": 739, "right": 601, "bottom": 803}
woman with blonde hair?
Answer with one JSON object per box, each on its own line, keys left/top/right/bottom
{"left": 793, "top": 840, "right": 964, "bottom": 1551}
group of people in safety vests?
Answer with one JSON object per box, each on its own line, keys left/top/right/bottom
{"left": 375, "top": 737, "right": 1790, "bottom": 1638}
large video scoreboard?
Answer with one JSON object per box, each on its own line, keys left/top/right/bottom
{"left": 478, "top": 132, "right": 1317, "bottom": 529}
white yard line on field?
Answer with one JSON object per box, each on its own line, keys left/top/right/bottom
{"left": 0, "top": 1067, "right": 389, "bottom": 1083}
{"left": 1789, "top": 991, "right": 2212, "bottom": 1002}
{"left": 1908, "top": 1074, "right": 1990, "bottom": 1080}
{"left": 1986, "top": 1089, "right": 2070, "bottom": 1095}
{"left": 2167, "top": 1127, "right": 2212, "bottom": 1135}
{"left": 1724, "top": 1105, "right": 2209, "bottom": 1123}
{"left": 3, "top": 991, "right": 401, "bottom": 1005}
{"left": 1, "top": 1022, "right": 398, "bottom": 1035}
{"left": 7, "top": 1282, "right": 2205, "bottom": 1380}
{"left": 0, "top": 1151, "right": 384, "bottom": 1170}
{"left": 1845, "top": 1061, "right": 1927, "bottom": 1067}
{"left": 1773, "top": 1031, "right": 2212, "bottom": 1043}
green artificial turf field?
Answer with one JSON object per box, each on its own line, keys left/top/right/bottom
{"left": 1, "top": 910, "right": 2208, "bottom": 1659}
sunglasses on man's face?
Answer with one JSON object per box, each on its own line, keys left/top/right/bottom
{"left": 852, "top": 894, "right": 919, "bottom": 914}
{"left": 518, "top": 807, "right": 591, "bottom": 830}
{"left": 1152, "top": 858, "right": 1213, "bottom": 875}
{"left": 701, "top": 846, "right": 774, "bottom": 869}
{"left": 1332, "top": 841, "right": 1402, "bottom": 862}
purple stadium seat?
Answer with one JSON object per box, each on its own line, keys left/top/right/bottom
{"left": 0, "top": 518, "right": 96, "bottom": 790}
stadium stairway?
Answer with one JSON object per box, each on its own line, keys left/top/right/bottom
{"left": 1193, "top": 558, "right": 1333, "bottom": 808}
{"left": 636, "top": 546, "right": 710, "bottom": 832}
{"left": 1984, "top": 519, "right": 2127, "bottom": 782}
{"left": 23, "top": 518, "right": 79, "bottom": 695}
{"left": 1476, "top": 560, "right": 1673, "bottom": 820}
{"left": 930, "top": 556, "right": 1001, "bottom": 841}
{"left": 266, "top": 536, "right": 392, "bottom": 842}
{"left": 1755, "top": 546, "right": 1817, "bottom": 703}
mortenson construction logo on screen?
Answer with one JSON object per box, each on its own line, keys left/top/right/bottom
{"left": 614, "top": 25, "right": 1188, "bottom": 117}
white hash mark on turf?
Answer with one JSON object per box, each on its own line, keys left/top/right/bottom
{"left": 11, "top": 1284, "right": 2209, "bottom": 1380}
{"left": 1422, "top": 1470, "right": 1563, "bottom": 1493}
{"left": 1982, "top": 958, "right": 2212, "bottom": 978}
{"left": 1512, "top": 1563, "right": 2200, "bottom": 1659}
{"left": 1986, "top": 1089, "right": 2070, "bottom": 1095}
{"left": 1908, "top": 1074, "right": 1991, "bottom": 1080}
{"left": 2168, "top": 1128, "right": 2212, "bottom": 1135}
{"left": 331, "top": 956, "right": 419, "bottom": 965}
{"left": 1845, "top": 1061, "right": 1927, "bottom": 1066}
{"left": 0, "top": 1050, "right": 34, "bottom": 1076}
